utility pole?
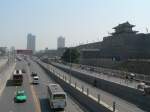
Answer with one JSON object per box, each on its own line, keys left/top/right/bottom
{"left": 69, "top": 47, "right": 72, "bottom": 83}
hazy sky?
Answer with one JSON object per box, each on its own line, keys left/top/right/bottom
{"left": 0, "top": 0, "right": 150, "bottom": 50}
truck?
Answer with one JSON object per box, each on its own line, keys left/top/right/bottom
{"left": 13, "top": 70, "right": 23, "bottom": 85}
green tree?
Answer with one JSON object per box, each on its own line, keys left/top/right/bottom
{"left": 61, "top": 48, "right": 80, "bottom": 63}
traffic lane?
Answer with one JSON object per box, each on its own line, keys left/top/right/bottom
{"left": 67, "top": 74, "right": 144, "bottom": 112}
{"left": 29, "top": 60, "right": 86, "bottom": 112}
{"left": 50, "top": 64, "right": 145, "bottom": 112}
{"left": 0, "top": 61, "right": 35, "bottom": 112}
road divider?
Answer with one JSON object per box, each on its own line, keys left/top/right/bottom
{"left": 0, "top": 62, "right": 16, "bottom": 96}
{"left": 51, "top": 62, "right": 150, "bottom": 112}
{"left": 37, "top": 60, "right": 114, "bottom": 112}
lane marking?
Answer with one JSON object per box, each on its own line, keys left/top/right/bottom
{"left": 44, "top": 62, "right": 117, "bottom": 112}
{"left": 30, "top": 85, "right": 41, "bottom": 112}
{"left": 26, "top": 62, "right": 41, "bottom": 112}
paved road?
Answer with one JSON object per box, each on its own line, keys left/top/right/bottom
{"left": 48, "top": 62, "right": 145, "bottom": 112}
{"left": 0, "top": 58, "right": 7, "bottom": 66}
{"left": 52, "top": 62, "right": 140, "bottom": 89}
{"left": 0, "top": 61, "right": 36, "bottom": 112}
{"left": 0, "top": 58, "right": 8, "bottom": 71}
{"left": 0, "top": 62, "right": 15, "bottom": 96}
{"left": 28, "top": 59, "right": 87, "bottom": 112}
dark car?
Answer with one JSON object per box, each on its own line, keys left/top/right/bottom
{"left": 22, "top": 69, "right": 26, "bottom": 73}
{"left": 31, "top": 72, "right": 38, "bottom": 77}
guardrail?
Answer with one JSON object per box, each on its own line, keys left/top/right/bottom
{"left": 37, "top": 60, "right": 143, "bottom": 112}
{"left": 50, "top": 62, "right": 150, "bottom": 112}
{"left": 37, "top": 60, "right": 113, "bottom": 112}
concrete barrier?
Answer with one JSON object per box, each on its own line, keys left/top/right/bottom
{"left": 37, "top": 61, "right": 112, "bottom": 112}
{"left": 0, "top": 63, "right": 16, "bottom": 95}
{"left": 52, "top": 63, "right": 150, "bottom": 112}
{"left": 0, "top": 59, "right": 8, "bottom": 72}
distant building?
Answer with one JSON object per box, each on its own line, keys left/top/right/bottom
{"left": 77, "top": 21, "right": 150, "bottom": 62}
{"left": 101, "top": 21, "right": 150, "bottom": 59}
{"left": 27, "top": 33, "right": 36, "bottom": 53}
{"left": 16, "top": 49, "right": 33, "bottom": 55}
{"left": 57, "top": 36, "right": 65, "bottom": 49}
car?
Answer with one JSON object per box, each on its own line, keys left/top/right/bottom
{"left": 31, "top": 72, "right": 38, "bottom": 77}
{"left": 14, "top": 90, "right": 27, "bottom": 103}
{"left": 144, "top": 86, "right": 150, "bottom": 95}
{"left": 137, "top": 82, "right": 146, "bottom": 90}
{"left": 22, "top": 69, "right": 26, "bottom": 73}
{"left": 32, "top": 76, "right": 39, "bottom": 84}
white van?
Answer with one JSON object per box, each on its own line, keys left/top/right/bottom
{"left": 32, "top": 76, "right": 39, "bottom": 84}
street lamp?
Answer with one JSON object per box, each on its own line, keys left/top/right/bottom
{"left": 69, "top": 48, "right": 72, "bottom": 83}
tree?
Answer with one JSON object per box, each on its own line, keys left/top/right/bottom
{"left": 61, "top": 48, "right": 80, "bottom": 63}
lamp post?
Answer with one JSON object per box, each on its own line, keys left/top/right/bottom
{"left": 8, "top": 50, "right": 10, "bottom": 66}
{"left": 69, "top": 47, "right": 72, "bottom": 83}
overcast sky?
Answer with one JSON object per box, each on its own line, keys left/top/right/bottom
{"left": 0, "top": 0, "right": 150, "bottom": 50}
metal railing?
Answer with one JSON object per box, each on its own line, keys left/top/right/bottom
{"left": 39, "top": 61, "right": 142, "bottom": 112}
{"left": 62, "top": 61, "right": 150, "bottom": 81}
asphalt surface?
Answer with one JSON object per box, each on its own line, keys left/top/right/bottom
{"left": 0, "top": 60, "right": 36, "bottom": 112}
{"left": 49, "top": 62, "right": 145, "bottom": 112}
{"left": 28, "top": 59, "right": 86, "bottom": 112}
{"left": 52, "top": 62, "right": 140, "bottom": 89}
{"left": 0, "top": 58, "right": 8, "bottom": 72}
{"left": 0, "top": 58, "right": 87, "bottom": 112}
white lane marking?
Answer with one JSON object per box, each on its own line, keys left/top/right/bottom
{"left": 42, "top": 62, "right": 117, "bottom": 112}
{"left": 26, "top": 62, "right": 41, "bottom": 112}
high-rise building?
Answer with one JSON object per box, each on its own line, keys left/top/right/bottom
{"left": 57, "top": 36, "right": 65, "bottom": 49}
{"left": 27, "top": 33, "right": 36, "bottom": 53}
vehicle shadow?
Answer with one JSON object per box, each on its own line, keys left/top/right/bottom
{"left": 6, "top": 79, "right": 22, "bottom": 86}
{"left": 39, "top": 98, "right": 52, "bottom": 112}
{"left": 6, "top": 79, "right": 15, "bottom": 86}
{"left": 39, "top": 98, "right": 65, "bottom": 112}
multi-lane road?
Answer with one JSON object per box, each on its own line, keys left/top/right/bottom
{"left": 28, "top": 59, "right": 87, "bottom": 112}
{"left": 47, "top": 61, "right": 145, "bottom": 112}
{"left": 0, "top": 61, "right": 35, "bottom": 112}
{"left": 0, "top": 59, "right": 87, "bottom": 112}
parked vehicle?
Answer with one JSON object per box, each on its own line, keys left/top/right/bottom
{"left": 137, "top": 82, "right": 146, "bottom": 90}
{"left": 137, "top": 82, "right": 150, "bottom": 95}
{"left": 144, "top": 85, "right": 150, "bottom": 95}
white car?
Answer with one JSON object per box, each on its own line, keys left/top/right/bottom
{"left": 32, "top": 76, "right": 39, "bottom": 84}
{"left": 137, "top": 82, "right": 146, "bottom": 90}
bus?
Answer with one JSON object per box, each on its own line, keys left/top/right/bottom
{"left": 47, "top": 84, "right": 67, "bottom": 110}
{"left": 13, "top": 70, "right": 23, "bottom": 85}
